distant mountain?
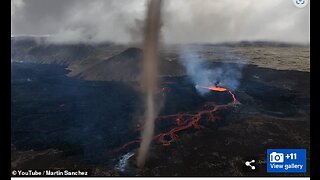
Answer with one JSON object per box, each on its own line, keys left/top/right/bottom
{"left": 202, "top": 41, "right": 309, "bottom": 48}
{"left": 76, "top": 48, "right": 142, "bottom": 81}
{"left": 11, "top": 37, "right": 99, "bottom": 65}
{"left": 74, "top": 47, "right": 184, "bottom": 81}
{"left": 11, "top": 37, "right": 308, "bottom": 82}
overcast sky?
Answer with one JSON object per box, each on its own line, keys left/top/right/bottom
{"left": 11, "top": 0, "right": 310, "bottom": 44}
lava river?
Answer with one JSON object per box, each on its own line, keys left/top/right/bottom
{"left": 109, "top": 85, "right": 238, "bottom": 154}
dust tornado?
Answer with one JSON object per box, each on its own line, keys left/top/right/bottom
{"left": 137, "top": 0, "right": 162, "bottom": 168}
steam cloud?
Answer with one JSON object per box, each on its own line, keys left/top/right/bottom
{"left": 137, "top": 0, "right": 162, "bottom": 168}
{"left": 179, "top": 46, "right": 245, "bottom": 95}
{"left": 11, "top": 0, "right": 309, "bottom": 44}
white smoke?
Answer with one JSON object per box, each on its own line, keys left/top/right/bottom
{"left": 12, "top": 0, "right": 309, "bottom": 44}
{"left": 11, "top": 0, "right": 25, "bottom": 17}
{"left": 179, "top": 45, "right": 245, "bottom": 95}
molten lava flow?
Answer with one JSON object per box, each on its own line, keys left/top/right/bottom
{"left": 207, "top": 86, "right": 227, "bottom": 92}
{"left": 198, "top": 85, "right": 237, "bottom": 104}
{"left": 109, "top": 85, "right": 238, "bottom": 154}
{"left": 197, "top": 85, "right": 227, "bottom": 92}
{"left": 200, "top": 85, "right": 237, "bottom": 104}
{"left": 228, "top": 90, "right": 237, "bottom": 105}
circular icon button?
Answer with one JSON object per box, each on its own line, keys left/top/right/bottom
{"left": 293, "top": 0, "right": 309, "bottom": 8}
{"left": 245, "top": 159, "right": 256, "bottom": 170}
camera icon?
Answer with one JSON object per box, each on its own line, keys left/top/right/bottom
{"left": 293, "top": 0, "right": 308, "bottom": 8}
{"left": 269, "top": 152, "right": 284, "bottom": 163}
{"left": 296, "top": 0, "right": 305, "bottom": 5}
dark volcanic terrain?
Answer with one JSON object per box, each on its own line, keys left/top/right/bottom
{"left": 11, "top": 38, "right": 310, "bottom": 176}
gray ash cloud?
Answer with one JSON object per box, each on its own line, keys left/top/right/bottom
{"left": 12, "top": 0, "right": 309, "bottom": 44}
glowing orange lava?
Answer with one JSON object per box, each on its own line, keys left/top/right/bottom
{"left": 197, "top": 85, "right": 227, "bottom": 92}
{"left": 207, "top": 86, "right": 227, "bottom": 92}
{"left": 109, "top": 84, "right": 238, "bottom": 154}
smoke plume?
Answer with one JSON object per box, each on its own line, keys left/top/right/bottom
{"left": 137, "top": 0, "right": 162, "bottom": 168}
{"left": 12, "top": 0, "right": 309, "bottom": 44}
{"left": 179, "top": 45, "right": 245, "bottom": 95}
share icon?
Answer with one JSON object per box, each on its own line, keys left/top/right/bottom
{"left": 245, "top": 160, "right": 256, "bottom": 170}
